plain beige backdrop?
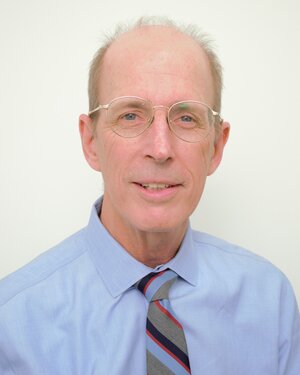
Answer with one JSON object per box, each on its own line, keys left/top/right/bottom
{"left": 0, "top": 0, "right": 299, "bottom": 304}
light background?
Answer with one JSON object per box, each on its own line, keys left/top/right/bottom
{"left": 0, "top": 0, "right": 299, "bottom": 304}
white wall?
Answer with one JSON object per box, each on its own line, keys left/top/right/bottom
{"left": 0, "top": 0, "right": 299, "bottom": 304}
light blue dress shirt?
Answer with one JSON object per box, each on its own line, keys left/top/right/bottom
{"left": 0, "top": 198, "right": 299, "bottom": 374}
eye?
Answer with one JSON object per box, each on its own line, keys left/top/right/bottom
{"left": 122, "top": 113, "right": 137, "bottom": 121}
{"left": 173, "top": 112, "right": 197, "bottom": 127}
{"left": 180, "top": 115, "right": 193, "bottom": 123}
{"left": 116, "top": 109, "right": 147, "bottom": 128}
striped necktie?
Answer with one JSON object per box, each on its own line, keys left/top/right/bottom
{"left": 136, "top": 269, "right": 191, "bottom": 374}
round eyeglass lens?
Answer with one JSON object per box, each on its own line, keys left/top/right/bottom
{"left": 169, "top": 101, "right": 213, "bottom": 142}
{"left": 107, "top": 97, "right": 152, "bottom": 138}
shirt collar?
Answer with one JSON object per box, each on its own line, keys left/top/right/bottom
{"left": 84, "top": 197, "right": 198, "bottom": 298}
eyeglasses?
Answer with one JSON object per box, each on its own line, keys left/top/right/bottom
{"left": 88, "top": 96, "right": 222, "bottom": 143}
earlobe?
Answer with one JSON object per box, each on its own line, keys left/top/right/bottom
{"left": 79, "top": 114, "right": 102, "bottom": 172}
{"left": 208, "top": 121, "right": 230, "bottom": 176}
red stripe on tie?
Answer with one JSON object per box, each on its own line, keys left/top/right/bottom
{"left": 147, "top": 329, "right": 191, "bottom": 373}
{"left": 154, "top": 300, "right": 183, "bottom": 329}
{"left": 143, "top": 270, "right": 167, "bottom": 294}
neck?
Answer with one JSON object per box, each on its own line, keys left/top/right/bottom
{"left": 122, "top": 227, "right": 188, "bottom": 268}
{"left": 100, "top": 203, "right": 188, "bottom": 268}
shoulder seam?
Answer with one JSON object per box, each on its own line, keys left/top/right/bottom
{"left": 0, "top": 242, "right": 88, "bottom": 309}
{"left": 193, "top": 237, "right": 270, "bottom": 265}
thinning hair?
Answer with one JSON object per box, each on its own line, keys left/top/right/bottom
{"left": 88, "top": 16, "right": 223, "bottom": 117}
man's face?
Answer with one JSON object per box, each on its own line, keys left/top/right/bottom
{"left": 80, "top": 26, "right": 229, "bottom": 242}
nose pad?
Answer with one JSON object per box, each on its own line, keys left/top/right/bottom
{"left": 150, "top": 105, "right": 170, "bottom": 130}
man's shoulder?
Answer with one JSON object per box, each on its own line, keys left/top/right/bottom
{"left": 192, "top": 230, "right": 229, "bottom": 247}
{"left": 190, "top": 229, "right": 286, "bottom": 283}
{"left": 192, "top": 230, "right": 268, "bottom": 260}
{"left": 0, "top": 228, "right": 88, "bottom": 309}
{"left": 189, "top": 230, "right": 300, "bottom": 316}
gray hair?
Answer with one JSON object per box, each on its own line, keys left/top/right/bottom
{"left": 88, "top": 16, "right": 223, "bottom": 116}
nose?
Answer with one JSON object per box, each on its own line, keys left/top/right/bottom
{"left": 143, "top": 107, "right": 174, "bottom": 163}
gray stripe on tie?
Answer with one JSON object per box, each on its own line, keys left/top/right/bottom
{"left": 147, "top": 350, "right": 175, "bottom": 375}
{"left": 152, "top": 279, "right": 176, "bottom": 301}
{"left": 148, "top": 302, "right": 188, "bottom": 354}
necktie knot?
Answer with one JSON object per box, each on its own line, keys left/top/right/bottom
{"left": 136, "top": 269, "right": 178, "bottom": 302}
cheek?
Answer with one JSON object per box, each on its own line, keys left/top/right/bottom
{"left": 186, "top": 141, "right": 213, "bottom": 178}
{"left": 95, "top": 131, "right": 120, "bottom": 171}
{"left": 184, "top": 143, "right": 213, "bottom": 200}
{"left": 96, "top": 133, "right": 136, "bottom": 188}
{"left": 199, "top": 137, "right": 216, "bottom": 172}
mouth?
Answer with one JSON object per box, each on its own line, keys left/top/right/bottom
{"left": 133, "top": 181, "right": 182, "bottom": 200}
{"left": 134, "top": 182, "right": 181, "bottom": 192}
{"left": 140, "top": 183, "right": 173, "bottom": 190}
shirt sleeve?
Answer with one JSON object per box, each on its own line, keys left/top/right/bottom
{"left": 278, "top": 277, "right": 300, "bottom": 375}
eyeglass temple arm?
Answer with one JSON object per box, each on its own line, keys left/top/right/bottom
{"left": 88, "top": 104, "right": 109, "bottom": 116}
{"left": 211, "top": 109, "right": 223, "bottom": 124}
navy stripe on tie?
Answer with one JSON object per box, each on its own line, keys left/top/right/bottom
{"left": 137, "top": 271, "right": 165, "bottom": 294}
{"left": 146, "top": 318, "right": 190, "bottom": 369}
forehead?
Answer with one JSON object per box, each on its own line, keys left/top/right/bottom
{"left": 98, "top": 26, "right": 214, "bottom": 104}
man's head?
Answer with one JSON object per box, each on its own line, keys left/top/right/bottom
{"left": 79, "top": 17, "right": 230, "bottom": 255}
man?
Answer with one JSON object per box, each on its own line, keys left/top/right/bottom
{"left": 0, "top": 17, "right": 299, "bottom": 375}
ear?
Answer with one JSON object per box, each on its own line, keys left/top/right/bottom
{"left": 79, "top": 114, "right": 102, "bottom": 172}
{"left": 208, "top": 121, "right": 230, "bottom": 176}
